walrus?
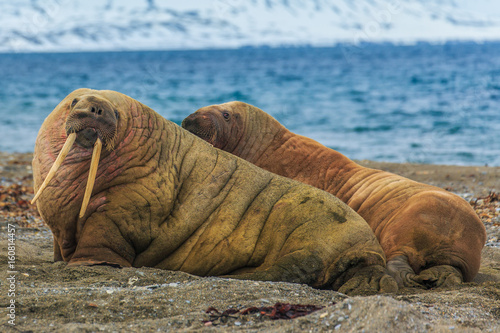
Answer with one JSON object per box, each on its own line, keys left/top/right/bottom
{"left": 31, "top": 89, "right": 398, "bottom": 295}
{"left": 182, "top": 101, "right": 487, "bottom": 288}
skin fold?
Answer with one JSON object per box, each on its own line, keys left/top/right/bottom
{"left": 32, "top": 89, "right": 398, "bottom": 295}
{"left": 182, "top": 101, "right": 487, "bottom": 288}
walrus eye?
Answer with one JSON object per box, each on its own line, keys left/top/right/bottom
{"left": 222, "top": 112, "right": 230, "bottom": 120}
{"left": 71, "top": 99, "right": 78, "bottom": 108}
{"left": 114, "top": 110, "right": 119, "bottom": 119}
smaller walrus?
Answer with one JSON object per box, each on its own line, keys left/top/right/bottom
{"left": 182, "top": 101, "right": 487, "bottom": 288}
{"left": 31, "top": 89, "right": 398, "bottom": 295}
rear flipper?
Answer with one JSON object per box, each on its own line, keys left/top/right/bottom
{"left": 387, "top": 255, "right": 463, "bottom": 288}
{"left": 335, "top": 265, "right": 398, "bottom": 295}
{"left": 413, "top": 265, "right": 462, "bottom": 288}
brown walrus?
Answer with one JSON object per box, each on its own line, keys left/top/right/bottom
{"left": 31, "top": 88, "right": 398, "bottom": 295}
{"left": 182, "top": 101, "right": 487, "bottom": 288}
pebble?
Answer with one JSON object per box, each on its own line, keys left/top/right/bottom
{"left": 343, "top": 303, "right": 352, "bottom": 310}
{"left": 128, "top": 277, "right": 139, "bottom": 285}
{"left": 144, "top": 284, "right": 160, "bottom": 289}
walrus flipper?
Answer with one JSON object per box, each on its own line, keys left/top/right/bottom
{"left": 411, "top": 265, "right": 463, "bottom": 288}
{"left": 66, "top": 215, "right": 135, "bottom": 268}
{"left": 335, "top": 265, "right": 399, "bottom": 295}
{"left": 327, "top": 248, "right": 398, "bottom": 295}
{"left": 387, "top": 255, "right": 463, "bottom": 288}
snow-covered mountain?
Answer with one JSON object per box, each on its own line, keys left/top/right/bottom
{"left": 1, "top": 0, "right": 499, "bottom": 53}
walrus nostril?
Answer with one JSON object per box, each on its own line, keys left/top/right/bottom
{"left": 91, "top": 107, "right": 96, "bottom": 113}
{"left": 98, "top": 109, "right": 102, "bottom": 115}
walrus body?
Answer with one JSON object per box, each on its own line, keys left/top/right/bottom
{"left": 182, "top": 102, "right": 487, "bottom": 288}
{"left": 32, "top": 89, "right": 397, "bottom": 295}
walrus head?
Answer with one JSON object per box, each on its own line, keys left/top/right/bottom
{"left": 32, "top": 90, "right": 121, "bottom": 218}
{"left": 182, "top": 102, "right": 287, "bottom": 162}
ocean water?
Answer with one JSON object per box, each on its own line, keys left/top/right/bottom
{"left": 1, "top": 42, "right": 499, "bottom": 166}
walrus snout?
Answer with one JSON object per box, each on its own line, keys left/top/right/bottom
{"left": 65, "top": 95, "right": 118, "bottom": 150}
{"left": 181, "top": 112, "right": 209, "bottom": 129}
{"left": 182, "top": 112, "right": 218, "bottom": 146}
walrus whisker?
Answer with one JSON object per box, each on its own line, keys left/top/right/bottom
{"left": 79, "top": 137, "right": 102, "bottom": 218}
{"left": 31, "top": 132, "right": 77, "bottom": 204}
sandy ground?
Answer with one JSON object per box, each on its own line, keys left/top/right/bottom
{"left": 1, "top": 152, "right": 499, "bottom": 332}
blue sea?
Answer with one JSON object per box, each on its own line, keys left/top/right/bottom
{"left": 1, "top": 42, "right": 499, "bottom": 166}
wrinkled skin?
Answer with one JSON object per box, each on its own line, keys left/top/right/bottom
{"left": 182, "top": 101, "right": 487, "bottom": 288}
{"left": 32, "top": 89, "right": 398, "bottom": 295}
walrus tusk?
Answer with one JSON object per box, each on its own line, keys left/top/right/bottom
{"left": 31, "top": 133, "right": 77, "bottom": 204}
{"left": 79, "top": 137, "right": 102, "bottom": 218}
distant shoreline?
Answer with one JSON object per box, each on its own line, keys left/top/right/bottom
{"left": 2, "top": 39, "right": 500, "bottom": 56}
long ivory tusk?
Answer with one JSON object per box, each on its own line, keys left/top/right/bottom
{"left": 79, "top": 138, "right": 102, "bottom": 218}
{"left": 32, "top": 133, "right": 77, "bottom": 204}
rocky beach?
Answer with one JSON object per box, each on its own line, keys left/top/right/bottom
{"left": 1, "top": 152, "right": 499, "bottom": 332}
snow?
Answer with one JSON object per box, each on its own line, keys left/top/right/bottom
{"left": 0, "top": 0, "right": 499, "bottom": 53}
